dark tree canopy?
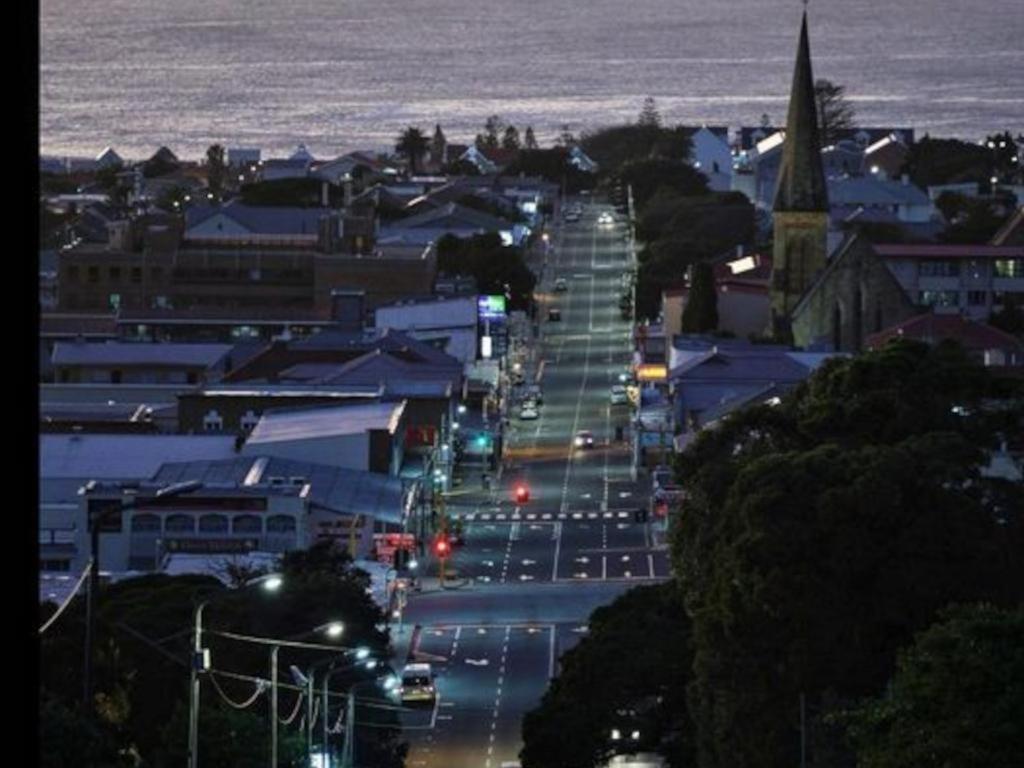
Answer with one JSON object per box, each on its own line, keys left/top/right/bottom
{"left": 205, "top": 143, "right": 227, "bottom": 198}
{"left": 842, "top": 603, "right": 1024, "bottom": 768}
{"left": 671, "top": 340, "right": 1024, "bottom": 768}
{"left": 523, "top": 125, "right": 539, "bottom": 150}
{"left": 395, "top": 126, "right": 429, "bottom": 174}
{"left": 637, "top": 96, "right": 662, "bottom": 128}
{"left": 502, "top": 125, "right": 521, "bottom": 151}
{"left": 813, "top": 78, "right": 856, "bottom": 145}
{"left": 680, "top": 262, "right": 717, "bottom": 332}
{"left": 520, "top": 584, "right": 695, "bottom": 768}
{"left": 436, "top": 232, "right": 536, "bottom": 311}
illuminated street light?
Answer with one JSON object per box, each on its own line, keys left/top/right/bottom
{"left": 324, "top": 622, "right": 344, "bottom": 638}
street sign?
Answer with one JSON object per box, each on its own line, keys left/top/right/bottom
{"left": 477, "top": 295, "right": 507, "bottom": 319}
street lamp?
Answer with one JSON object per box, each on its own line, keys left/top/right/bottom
{"left": 188, "top": 572, "right": 284, "bottom": 768}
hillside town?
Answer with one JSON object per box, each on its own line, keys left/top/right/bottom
{"left": 38, "top": 10, "right": 1023, "bottom": 768}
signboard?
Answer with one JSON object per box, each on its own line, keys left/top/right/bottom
{"left": 373, "top": 533, "right": 416, "bottom": 563}
{"left": 477, "top": 295, "right": 507, "bottom": 320}
{"left": 635, "top": 364, "right": 668, "bottom": 382}
{"left": 164, "top": 538, "right": 259, "bottom": 554}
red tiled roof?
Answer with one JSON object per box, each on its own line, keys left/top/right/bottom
{"left": 874, "top": 244, "right": 1024, "bottom": 260}
{"left": 865, "top": 313, "right": 1024, "bottom": 354}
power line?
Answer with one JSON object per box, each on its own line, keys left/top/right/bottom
{"left": 38, "top": 560, "right": 92, "bottom": 635}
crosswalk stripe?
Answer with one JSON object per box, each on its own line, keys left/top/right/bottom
{"left": 481, "top": 513, "right": 492, "bottom": 521}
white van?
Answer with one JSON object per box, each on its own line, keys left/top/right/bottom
{"left": 399, "top": 663, "right": 436, "bottom": 703}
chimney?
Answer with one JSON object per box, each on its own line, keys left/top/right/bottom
{"left": 736, "top": 244, "right": 744, "bottom": 258}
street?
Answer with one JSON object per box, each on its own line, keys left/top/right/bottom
{"left": 399, "top": 200, "right": 669, "bottom": 768}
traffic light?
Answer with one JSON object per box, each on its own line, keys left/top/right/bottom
{"left": 433, "top": 534, "right": 451, "bottom": 559}
{"left": 514, "top": 484, "right": 530, "bottom": 504}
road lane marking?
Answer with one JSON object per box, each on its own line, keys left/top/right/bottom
{"left": 552, "top": 521, "right": 562, "bottom": 581}
{"left": 649, "top": 553, "right": 655, "bottom": 578}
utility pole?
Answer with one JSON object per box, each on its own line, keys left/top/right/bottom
{"left": 270, "top": 646, "right": 279, "bottom": 768}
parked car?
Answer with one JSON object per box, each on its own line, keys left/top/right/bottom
{"left": 525, "top": 384, "right": 543, "bottom": 405}
{"left": 548, "top": 308, "right": 562, "bottom": 322}
{"left": 597, "top": 212, "right": 614, "bottom": 226}
{"left": 519, "top": 403, "right": 539, "bottom": 420}
{"left": 554, "top": 277, "right": 568, "bottom": 292}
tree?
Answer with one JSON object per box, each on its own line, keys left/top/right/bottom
{"left": 557, "top": 124, "right": 576, "bottom": 148}
{"left": 476, "top": 115, "right": 505, "bottom": 150}
{"left": 989, "top": 294, "right": 1024, "bottom": 336}
{"left": 901, "top": 135, "right": 993, "bottom": 187}
{"left": 671, "top": 341, "right": 1024, "bottom": 768}
{"left": 637, "top": 96, "right": 662, "bottom": 128}
{"left": 205, "top": 143, "right": 227, "bottom": 199}
{"left": 524, "top": 125, "right": 539, "bottom": 150}
{"left": 395, "top": 126, "right": 429, "bottom": 175}
{"left": 680, "top": 262, "right": 717, "bottom": 332}
{"left": 502, "top": 125, "right": 521, "bottom": 151}
{"left": 615, "top": 157, "right": 707, "bottom": 210}
{"left": 814, "top": 79, "right": 856, "bottom": 145}
{"left": 430, "top": 123, "right": 447, "bottom": 166}
{"left": 842, "top": 603, "right": 1024, "bottom": 768}
{"left": 435, "top": 232, "right": 536, "bottom": 311}
{"left": 581, "top": 124, "right": 693, "bottom": 179}
{"left": 520, "top": 584, "right": 695, "bottom": 768}
{"left": 39, "top": 692, "right": 134, "bottom": 768}
{"left": 935, "top": 191, "right": 1013, "bottom": 244}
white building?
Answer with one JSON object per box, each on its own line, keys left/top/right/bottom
{"left": 241, "top": 401, "right": 407, "bottom": 475}
{"left": 689, "top": 127, "right": 732, "bottom": 191}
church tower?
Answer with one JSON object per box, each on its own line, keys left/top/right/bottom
{"left": 769, "top": 11, "right": 829, "bottom": 340}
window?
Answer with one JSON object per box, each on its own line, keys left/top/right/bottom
{"left": 88, "top": 266, "right": 100, "bottom": 283}
{"left": 267, "top": 515, "right": 296, "bottom": 533}
{"left": 233, "top": 515, "right": 262, "bottom": 533}
{"left": 67, "top": 265, "right": 80, "bottom": 282}
{"left": 131, "top": 514, "right": 161, "bottom": 533}
{"left": 919, "top": 290, "right": 959, "bottom": 307}
{"left": 240, "top": 410, "right": 260, "bottom": 432}
{"left": 150, "top": 266, "right": 164, "bottom": 281}
{"left": 968, "top": 291, "right": 988, "bottom": 306}
{"left": 203, "top": 410, "right": 223, "bottom": 432}
{"left": 165, "top": 514, "right": 194, "bottom": 533}
{"left": 109, "top": 293, "right": 121, "bottom": 311}
{"left": 109, "top": 266, "right": 121, "bottom": 282}
{"left": 919, "top": 260, "right": 960, "bottom": 278}
{"left": 994, "top": 259, "right": 1023, "bottom": 278}
{"left": 131, "top": 267, "right": 142, "bottom": 284}
{"left": 965, "top": 260, "right": 985, "bottom": 280}
{"left": 41, "top": 559, "right": 71, "bottom": 572}
{"left": 198, "top": 514, "right": 228, "bottom": 533}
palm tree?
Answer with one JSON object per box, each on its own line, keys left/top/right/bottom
{"left": 395, "top": 126, "right": 429, "bottom": 175}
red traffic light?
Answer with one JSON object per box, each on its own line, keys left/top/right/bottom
{"left": 433, "top": 535, "right": 450, "bottom": 558}
{"left": 514, "top": 484, "right": 530, "bottom": 504}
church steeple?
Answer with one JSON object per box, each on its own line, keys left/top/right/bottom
{"left": 773, "top": 11, "right": 828, "bottom": 212}
{"left": 768, "top": 10, "right": 830, "bottom": 341}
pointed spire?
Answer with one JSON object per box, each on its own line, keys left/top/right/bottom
{"left": 773, "top": 11, "right": 828, "bottom": 212}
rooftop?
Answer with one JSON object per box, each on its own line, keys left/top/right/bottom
{"left": 245, "top": 401, "right": 407, "bottom": 444}
{"left": 873, "top": 243, "right": 1024, "bottom": 260}
{"left": 40, "top": 434, "right": 238, "bottom": 479}
{"left": 52, "top": 341, "right": 234, "bottom": 368}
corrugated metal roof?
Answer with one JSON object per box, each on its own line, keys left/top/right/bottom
{"left": 151, "top": 456, "right": 407, "bottom": 523}
{"left": 40, "top": 434, "right": 238, "bottom": 479}
{"left": 52, "top": 341, "right": 233, "bottom": 367}
{"left": 246, "top": 401, "right": 406, "bottom": 444}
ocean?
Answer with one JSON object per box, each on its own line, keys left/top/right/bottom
{"left": 40, "top": 0, "right": 1024, "bottom": 160}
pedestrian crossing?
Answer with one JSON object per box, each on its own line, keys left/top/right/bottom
{"left": 452, "top": 509, "right": 637, "bottom": 523}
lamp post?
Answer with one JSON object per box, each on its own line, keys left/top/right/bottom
{"left": 188, "top": 572, "right": 284, "bottom": 768}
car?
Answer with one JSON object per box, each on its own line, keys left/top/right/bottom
{"left": 399, "top": 663, "right": 436, "bottom": 703}
{"left": 563, "top": 210, "right": 581, "bottom": 223}
{"left": 597, "top": 212, "right": 614, "bottom": 226}
{"left": 574, "top": 430, "right": 595, "bottom": 449}
{"left": 554, "top": 277, "right": 568, "bottom": 292}
{"left": 512, "top": 370, "right": 526, "bottom": 386}
{"left": 548, "top": 308, "right": 561, "bottom": 321}
{"left": 610, "top": 384, "right": 629, "bottom": 405}
{"left": 525, "top": 384, "right": 543, "bottom": 404}
{"left": 519, "top": 403, "right": 539, "bottom": 420}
